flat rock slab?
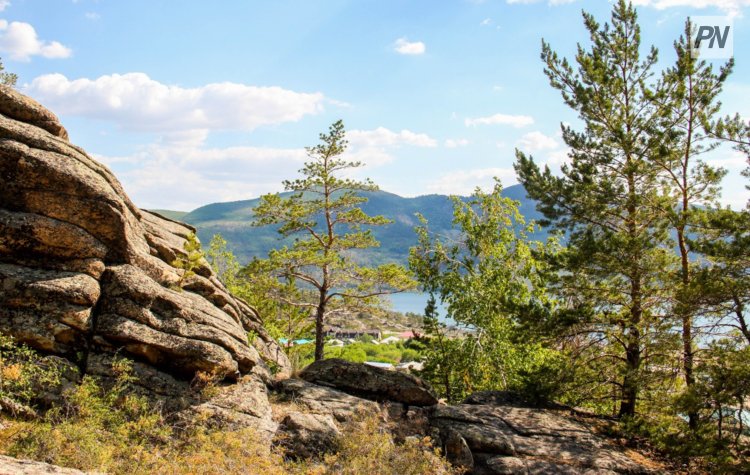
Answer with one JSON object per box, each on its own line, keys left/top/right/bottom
{"left": 299, "top": 358, "right": 438, "bottom": 406}
{"left": 276, "top": 378, "right": 380, "bottom": 422}
{"left": 431, "top": 403, "right": 657, "bottom": 474}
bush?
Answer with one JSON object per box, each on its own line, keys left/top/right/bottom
{"left": 400, "top": 349, "right": 421, "bottom": 363}
{"left": 0, "top": 334, "right": 63, "bottom": 413}
{"left": 321, "top": 411, "right": 458, "bottom": 475}
{"left": 0, "top": 352, "right": 455, "bottom": 474}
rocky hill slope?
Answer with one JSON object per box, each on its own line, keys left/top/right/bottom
{"left": 0, "top": 85, "right": 290, "bottom": 434}
{"left": 0, "top": 88, "right": 665, "bottom": 474}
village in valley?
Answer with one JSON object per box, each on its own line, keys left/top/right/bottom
{"left": 280, "top": 325, "right": 425, "bottom": 371}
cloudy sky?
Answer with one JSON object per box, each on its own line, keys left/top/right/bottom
{"left": 3, "top": 0, "right": 749, "bottom": 210}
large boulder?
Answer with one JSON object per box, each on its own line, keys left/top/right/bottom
{"left": 276, "top": 411, "right": 341, "bottom": 459}
{"left": 0, "top": 86, "right": 290, "bottom": 431}
{"left": 275, "top": 377, "right": 380, "bottom": 422}
{"left": 299, "top": 358, "right": 438, "bottom": 407}
{"left": 430, "top": 401, "right": 657, "bottom": 474}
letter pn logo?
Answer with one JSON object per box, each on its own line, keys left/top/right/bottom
{"left": 690, "top": 16, "right": 734, "bottom": 59}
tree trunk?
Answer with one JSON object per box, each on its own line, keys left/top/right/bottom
{"left": 314, "top": 293, "right": 327, "bottom": 361}
{"left": 677, "top": 228, "right": 698, "bottom": 430}
{"left": 733, "top": 294, "right": 750, "bottom": 345}
{"left": 619, "top": 329, "right": 641, "bottom": 418}
{"left": 619, "top": 277, "right": 642, "bottom": 419}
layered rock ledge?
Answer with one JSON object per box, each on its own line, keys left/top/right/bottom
{"left": 0, "top": 86, "right": 290, "bottom": 431}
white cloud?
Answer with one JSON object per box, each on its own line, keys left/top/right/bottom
{"left": 344, "top": 127, "right": 437, "bottom": 168}
{"left": 444, "top": 138, "right": 470, "bottom": 148}
{"left": 544, "top": 148, "right": 571, "bottom": 167}
{"left": 426, "top": 167, "right": 518, "bottom": 195}
{"left": 706, "top": 149, "right": 748, "bottom": 170}
{"left": 0, "top": 20, "right": 72, "bottom": 61}
{"left": 95, "top": 125, "right": 435, "bottom": 209}
{"left": 632, "top": 0, "right": 750, "bottom": 16}
{"left": 394, "top": 37, "right": 426, "bottom": 55}
{"left": 515, "top": 129, "right": 571, "bottom": 168}
{"left": 348, "top": 127, "right": 437, "bottom": 148}
{"left": 517, "top": 131, "right": 558, "bottom": 152}
{"left": 96, "top": 138, "right": 308, "bottom": 210}
{"left": 465, "top": 113, "right": 534, "bottom": 128}
{"left": 507, "top": 0, "right": 577, "bottom": 4}
{"left": 24, "top": 72, "right": 325, "bottom": 133}
{"left": 480, "top": 18, "right": 493, "bottom": 26}
{"left": 0, "top": 1, "right": 10, "bottom": 12}
{"left": 84, "top": 12, "right": 100, "bottom": 20}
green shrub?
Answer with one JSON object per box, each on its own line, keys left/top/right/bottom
{"left": 400, "top": 349, "right": 421, "bottom": 363}
{"left": 321, "top": 411, "right": 458, "bottom": 475}
{"left": 0, "top": 354, "right": 456, "bottom": 475}
{"left": 0, "top": 334, "right": 62, "bottom": 411}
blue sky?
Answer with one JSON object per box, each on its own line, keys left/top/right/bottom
{"left": 2, "top": 0, "right": 748, "bottom": 210}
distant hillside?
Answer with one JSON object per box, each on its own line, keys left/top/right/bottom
{"left": 173, "top": 184, "right": 547, "bottom": 265}
{"left": 148, "top": 209, "right": 189, "bottom": 221}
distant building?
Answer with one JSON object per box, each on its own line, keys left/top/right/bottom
{"left": 326, "top": 339, "right": 345, "bottom": 347}
{"left": 399, "top": 331, "right": 416, "bottom": 339}
{"left": 379, "top": 336, "right": 402, "bottom": 345}
{"left": 324, "top": 328, "right": 382, "bottom": 340}
{"left": 277, "top": 337, "right": 312, "bottom": 347}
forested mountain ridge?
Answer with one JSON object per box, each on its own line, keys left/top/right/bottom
{"left": 157, "top": 184, "right": 547, "bottom": 265}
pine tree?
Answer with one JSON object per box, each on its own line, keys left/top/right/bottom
{"left": 171, "top": 232, "right": 204, "bottom": 290}
{"left": 690, "top": 110, "right": 750, "bottom": 345}
{"left": 253, "top": 120, "right": 415, "bottom": 361}
{"left": 515, "top": 0, "right": 675, "bottom": 417}
{"left": 651, "top": 20, "right": 732, "bottom": 429}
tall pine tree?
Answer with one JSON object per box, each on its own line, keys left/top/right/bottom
{"left": 515, "top": 0, "right": 675, "bottom": 417}
{"left": 253, "top": 120, "right": 415, "bottom": 361}
{"left": 652, "top": 20, "right": 732, "bottom": 429}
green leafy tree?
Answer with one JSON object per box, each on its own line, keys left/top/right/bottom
{"left": 651, "top": 19, "right": 733, "bottom": 428}
{"left": 206, "top": 234, "right": 314, "bottom": 368}
{"left": 238, "top": 259, "right": 314, "bottom": 341}
{"left": 410, "top": 182, "right": 563, "bottom": 403}
{"left": 253, "top": 120, "right": 416, "bottom": 361}
{"left": 515, "top": 0, "right": 676, "bottom": 417}
{"left": 206, "top": 234, "right": 242, "bottom": 290}
{"left": 417, "top": 294, "right": 461, "bottom": 401}
{"left": 171, "top": 232, "right": 204, "bottom": 290}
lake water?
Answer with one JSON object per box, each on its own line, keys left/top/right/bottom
{"left": 385, "top": 292, "right": 454, "bottom": 325}
{"left": 386, "top": 292, "right": 432, "bottom": 315}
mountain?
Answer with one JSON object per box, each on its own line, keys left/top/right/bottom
{"left": 166, "top": 184, "right": 547, "bottom": 265}
{"left": 149, "top": 209, "right": 189, "bottom": 221}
